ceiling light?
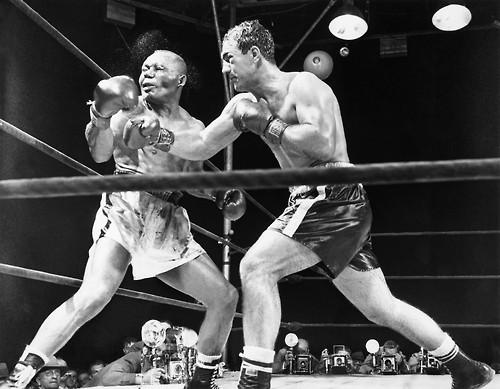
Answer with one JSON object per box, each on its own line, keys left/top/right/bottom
{"left": 432, "top": 1, "right": 471, "bottom": 31}
{"left": 329, "top": 0, "right": 368, "bottom": 40}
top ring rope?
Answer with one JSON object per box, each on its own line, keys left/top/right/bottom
{"left": 1, "top": 158, "right": 500, "bottom": 199}
{"left": 6, "top": 0, "right": 275, "bottom": 222}
{"left": 0, "top": 118, "right": 246, "bottom": 254}
{"left": 372, "top": 230, "right": 500, "bottom": 237}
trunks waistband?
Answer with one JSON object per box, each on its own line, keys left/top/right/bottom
{"left": 114, "top": 169, "right": 184, "bottom": 204}
{"left": 289, "top": 161, "right": 354, "bottom": 195}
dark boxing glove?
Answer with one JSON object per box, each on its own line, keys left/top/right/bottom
{"left": 90, "top": 76, "right": 139, "bottom": 126}
{"left": 123, "top": 116, "right": 161, "bottom": 149}
{"left": 215, "top": 189, "right": 246, "bottom": 221}
{"left": 233, "top": 99, "right": 272, "bottom": 135}
{"left": 233, "top": 99, "right": 288, "bottom": 145}
{"left": 123, "top": 115, "right": 175, "bottom": 152}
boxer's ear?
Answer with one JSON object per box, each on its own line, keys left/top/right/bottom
{"left": 178, "top": 74, "right": 187, "bottom": 87}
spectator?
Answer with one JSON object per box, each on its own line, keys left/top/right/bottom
{"left": 76, "top": 372, "right": 89, "bottom": 388}
{"left": 360, "top": 340, "right": 409, "bottom": 374}
{"left": 350, "top": 351, "right": 365, "bottom": 374}
{"left": 88, "top": 362, "right": 105, "bottom": 380}
{"left": 60, "top": 370, "right": 78, "bottom": 389}
{"left": 32, "top": 358, "right": 67, "bottom": 389}
{"left": 272, "top": 338, "right": 320, "bottom": 374}
{"left": 122, "top": 337, "right": 138, "bottom": 355}
{"left": 85, "top": 342, "right": 165, "bottom": 386}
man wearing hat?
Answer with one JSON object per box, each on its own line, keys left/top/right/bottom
{"left": 31, "top": 358, "right": 67, "bottom": 389}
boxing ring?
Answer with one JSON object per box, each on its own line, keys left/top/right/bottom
{"left": 1, "top": 1, "right": 499, "bottom": 388}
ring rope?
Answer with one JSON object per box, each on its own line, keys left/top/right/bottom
{"left": 5, "top": 0, "right": 276, "bottom": 221}
{"left": 372, "top": 230, "right": 500, "bottom": 237}
{"left": 0, "top": 118, "right": 246, "bottom": 254}
{"left": 231, "top": 323, "right": 500, "bottom": 331}
{"left": 0, "top": 263, "right": 243, "bottom": 318}
{"left": 1, "top": 158, "right": 500, "bottom": 199}
{"left": 283, "top": 274, "right": 500, "bottom": 282}
{"left": 0, "top": 118, "right": 100, "bottom": 177}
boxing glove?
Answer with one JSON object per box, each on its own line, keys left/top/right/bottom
{"left": 92, "top": 75, "right": 139, "bottom": 119}
{"left": 233, "top": 99, "right": 288, "bottom": 145}
{"left": 123, "top": 116, "right": 161, "bottom": 149}
{"left": 215, "top": 189, "right": 246, "bottom": 221}
{"left": 233, "top": 99, "right": 273, "bottom": 135}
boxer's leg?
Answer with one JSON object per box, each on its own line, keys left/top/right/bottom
{"left": 157, "top": 253, "right": 238, "bottom": 389}
{"left": 333, "top": 266, "right": 494, "bottom": 389}
{"left": 237, "top": 230, "right": 321, "bottom": 389}
{"left": 9, "top": 238, "right": 130, "bottom": 389}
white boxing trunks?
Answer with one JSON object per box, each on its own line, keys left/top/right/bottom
{"left": 89, "top": 191, "right": 206, "bottom": 280}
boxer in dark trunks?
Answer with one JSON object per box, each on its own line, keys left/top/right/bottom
{"left": 123, "top": 21, "right": 494, "bottom": 389}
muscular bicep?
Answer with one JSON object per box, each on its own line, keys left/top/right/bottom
{"left": 294, "top": 75, "right": 334, "bottom": 135}
{"left": 280, "top": 75, "right": 334, "bottom": 155}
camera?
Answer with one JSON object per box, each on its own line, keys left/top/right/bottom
{"left": 331, "top": 345, "right": 348, "bottom": 374}
{"left": 168, "top": 360, "right": 185, "bottom": 383}
{"left": 293, "top": 354, "right": 312, "bottom": 374}
{"left": 380, "top": 355, "right": 397, "bottom": 374}
{"left": 420, "top": 349, "right": 442, "bottom": 374}
{"left": 140, "top": 320, "right": 199, "bottom": 384}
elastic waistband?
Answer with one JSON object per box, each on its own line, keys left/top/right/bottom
{"left": 289, "top": 161, "right": 354, "bottom": 194}
{"left": 114, "top": 169, "right": 183, "bottom": 204}
{"left": 312, "top": 161, "right": 353, "bottom": 168}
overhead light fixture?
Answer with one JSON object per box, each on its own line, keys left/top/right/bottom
{"left": 432, "top": 1, "right": 471, "bottom": 31}
{"left": 329, "top": 0, "right": 368, "bottom": 41}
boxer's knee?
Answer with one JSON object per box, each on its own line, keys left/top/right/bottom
{"left": 204, "top": 281, "right": 238, "bottom": 314}
{"left": 73, "top": 286, "right": 114, "bottom": 320}
{"left": 221, "top": 284, "right": 238, "bottom": 313}
{"left": 240, "top": 255, "right": 278, "bottom": 287}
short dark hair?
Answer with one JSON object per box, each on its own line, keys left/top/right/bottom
{"left": 89, "top": 360, "right": 105, "bottom": 368}
{"left": 224, "top": 20, "right": 275, "bottom": 64}
{"left": 122, "top": 336, "right": 138, "bottom": 346}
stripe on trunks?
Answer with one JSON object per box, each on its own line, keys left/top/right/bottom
{"left": 282, "top": 185, "right": 327, "bottom": 237}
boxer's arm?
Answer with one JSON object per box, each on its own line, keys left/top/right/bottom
{"left": 168, "top": 94, "right": 252, "bottom": 160}
{"left": 182, "top": 160, "right": 215, "bottom": 200}
{"left": 84, "top": 115, "right": 115, "bottom": 163}
{"left": 279, "top": 73, "right": 335, "bottom": 156}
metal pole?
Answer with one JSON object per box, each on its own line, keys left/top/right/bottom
{"left": 209, "top": 0, "right": 237, "bottom": 367}
{"left": 279, "top": 0, "right": 338, "bottom": 69}
{"left": 223, "top": 1, "right": 237, "bottom": 368}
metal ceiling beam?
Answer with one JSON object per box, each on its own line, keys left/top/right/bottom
{"left": 275, "top": 20, "right": 500, "bottom": 49}
{"left": 116, "top": 0, "right": 216, "bottom": 31}
{"left": 235, "top": 0, "right": 322, "bottom": 7}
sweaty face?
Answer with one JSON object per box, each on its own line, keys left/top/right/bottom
{"left": 221, "top": 39, "right": 255, "bottom": 92}
{"left": 139, "top": 51, "right": 185, "bottom": 103}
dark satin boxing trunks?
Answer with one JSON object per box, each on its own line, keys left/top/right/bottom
{"left": 268, "top": 161, "right": 380, "bottom": 278}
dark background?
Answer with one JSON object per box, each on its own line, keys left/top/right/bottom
{"left": 0, "top": 0, "right": 499, "bottom": 373}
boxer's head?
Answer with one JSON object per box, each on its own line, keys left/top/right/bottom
{"left": 222, "top": 20, "right": 275, "bottom": 92}
{"left": 139, "top": 50, "right": 187, "bottom": 104}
